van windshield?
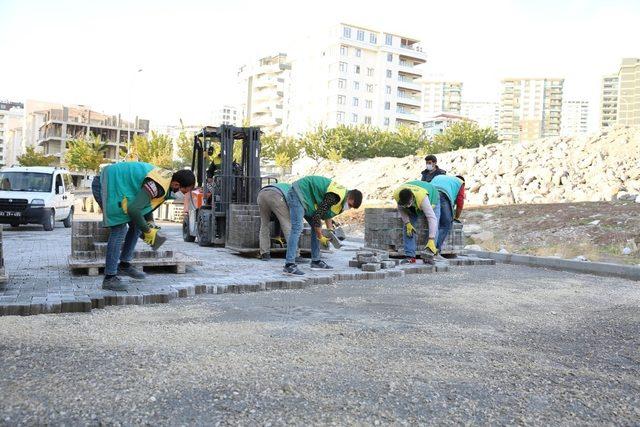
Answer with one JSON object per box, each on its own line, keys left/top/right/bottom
{"left": 0, "top": 172, "right": 53, "bottom": 192}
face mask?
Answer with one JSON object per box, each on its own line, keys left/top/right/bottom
{"left": 425, "top": 164, "right": 434, "bottom": 171}
{"left": 343, "top": 201, "right": 350, "bottom": 211}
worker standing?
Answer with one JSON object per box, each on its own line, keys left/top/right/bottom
{"left": 394, "top": 180, "right": 441, "bottom": 263}
{"left": 430, "top": 175, "right": 465, "bottom": 255}
{"left": 420, "top": 154, "right": 446, "bottom": 182}
{"left": 257, "top": 182, "right": 305, "bottom": 262}
{"left": 284, "top": 175, "right": 363, "bottom": 276}
{"left": 91, "top": 161, "right": 195, "bottom": 291}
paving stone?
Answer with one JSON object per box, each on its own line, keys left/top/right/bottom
{"left": 362, "top": 263, "right": 381, "bottom": 272}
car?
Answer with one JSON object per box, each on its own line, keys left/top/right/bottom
{"left": 0, "top": 166, "right": 75, "bottom": 231}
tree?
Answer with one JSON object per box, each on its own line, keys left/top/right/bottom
{"left": 262, "top": 133, "right": 302, "bottom": 168}
{"left": 65, "top": 134, "right": 109, "bottom": 173}
{"left": 128, "top": 131, "right": 173, "bottom": 169}
{"left": 17, "top": 146, "right": 58, "bottom": 167}
{"left": 431, "top": 121, "right": 499, "bottom": 152}
{"left": 174, "top": 130, "right": 194, "bottom": 168}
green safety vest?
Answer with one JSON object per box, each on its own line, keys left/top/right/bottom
{"left": 264, "top": 182, "right": 292, "bottom": 198}
{"left": 101, "top": 161, "right": 173, "bottom": 227}
{"left": 393, "top": 180, "right": 439, "bottom": 212}
{"left": 292, "top": 175, "right": 348, "bottom": 219}
{"left": 431, "top": 175, "right": 463, "bottom": 212}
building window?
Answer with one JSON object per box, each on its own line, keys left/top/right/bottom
{"left": 384, "top": 117, "right": 390, "bottom": 126}
{"left": 337, "top": 111, "right": 345, "bottom": 122}
{"left": 357, "top": 30, "right": 365, "bottom": 41}
{"left": 386, "top": 85, "right": 392, "bottom": 94}
{"left": 370, "top": 33, "right": 377, "bottom": 44}
{"left": 352, "top": 113, "right": 358, "bottom": 123}
{"left": 384, "top": 101, "right": 390, "bottom": 110}
{"left": 353, "top": 81, "right": 359, "bottom": 90}
{"left": 339, "top": 62, "right": 347, "bottom": 73}
{"left": 353, "top": 97, "right": 359, "bottom": 107}
{"left": 385, "top": 34, "right": 393, "bottom": 45}
{"left": 364, "top": 116, "right": 372, "bottom": 125}
{"left": 355, "top": 48, "right": 361, "bottom": 58}
{"left": 387, "top": 53, "right": 393, "bottom": 62}
{"left": 343, "top": 26, "right": 351, "bottom": 38}
{"left": 338, "top": 78, "right": 346, "bottom": 89}
{"left": 366, "top": 84, "right": 374, "bottom": 92}
{"left": 338, "top": 95, "right": 346, "bottom": 105}
{"left": 340, "top": 45, "right": 348, "bottom": 56}
{"left": 354, "top": 65, "right": 360, "bottom": 74}
{"left": 365, "top": 100, "right": 372, "bottom": 109}
{"left": 386, "top": 69, "right": 392, "bottom": 78}
{"left": 366, "top": 67, "right": 374, "bottom": 77}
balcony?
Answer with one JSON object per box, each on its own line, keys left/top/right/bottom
{"left": 396, "top": 92, "right": 421, "bottom": 107}
{"left": 397, "top": 75, "right": 421, "bottom": 91}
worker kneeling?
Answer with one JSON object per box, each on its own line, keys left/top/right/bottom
{"left": 283, "top": 175, "right": 362, "bottom": 276}
{"left": 394, "top": 180, "right": 440, "bottom": 263}
{"left": 257, "top": 182, "right": 304, "bottom": 263}
{"left": 91, "top": 161, "right": 195, "bottom": 291}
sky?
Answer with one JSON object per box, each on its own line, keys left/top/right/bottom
{"left": 0, "top": 0, "right": 638, "bottom": 130}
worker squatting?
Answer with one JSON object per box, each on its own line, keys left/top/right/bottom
{"left": 92, "top": 153, "right": 464, "bottom": 290}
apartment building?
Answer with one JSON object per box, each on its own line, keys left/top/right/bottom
{"left": 0, "top": 100, "right": 24, "bottom": 166}
{"left": 422, "top": 113, "right": 474, "bottom": 138}
{"left": 238, "top": 53, "right": 291, "bottom": 134}
{"left": 617, "top": 58, "right": 640, "bottom": 127}
{"left": 214, "top": 105, "right": 240, "bottom": 126}
{"left": 498, "top": 78, "right": 564, "bottom": 143}
{"left": 33, "top": 102, "right": 148, "bottom": 166}
{"left": 561, "top": 100, "right": 589, "bottom": 136}
{"left": 460, "top": 101, "right": 499, "bottom": 131}
{"left": 421, "top": 81, "right": 463, "bottom": 118}
{"left": 286, "top": 23, "right": 427, "bottom": 135}
{"left": 600, "top": 74, "right": 619, "bottom": 128}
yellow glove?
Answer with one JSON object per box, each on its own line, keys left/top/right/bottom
{"left": 318, "top": 235, "right": 330, "bottom": 247}
{"left": 142, "top": 228, "right": 159, "bottom": 246}
{"left": 271, "top": 236, "right": 286, "bottom": 247}
{"left": 405, "top": 223, "right": 416, "bottom": 237}
{"left": 424, "top": 239, "right": 437, "bottom": 256}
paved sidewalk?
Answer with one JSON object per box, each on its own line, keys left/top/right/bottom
{"left": 0, "top": 219, "right": 461, "bottom": 315}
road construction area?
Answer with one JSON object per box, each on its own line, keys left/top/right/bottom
{"left": 1, "top": 261, "right": 638, "bottom": 425}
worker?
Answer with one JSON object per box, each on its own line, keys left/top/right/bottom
{"left": 283, "top": 175, "right": 363, "bottom": 276}
{"left": 257, "top": 182, "right": 305, "bottom": 263}
{"left": 91, "top": 161, "right": 195, "bottom": 291}
{"left": 431, "top": 175, "right": 465, "bottom": 254}
{"left": 394, "top": 180, "right": 440, "bottom": 263}
{"left": 421, "top": 154, "right": 446, "bottom": 182}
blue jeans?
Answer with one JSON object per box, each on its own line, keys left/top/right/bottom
{"left": 436, "top": 192, "right": 453, "bottom": 251}
{"left": 285, "top": 190, "right": 320, "bottom": 264}
{"left": 402, "top": 201, "right": 441, "bottom": 257}
{"left": 91, "top": 177, "right": 140, "bottom": 276}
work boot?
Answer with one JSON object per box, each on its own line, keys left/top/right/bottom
{"left": 260, "top": 253, "right": 271, "bottom": 261}
{"left": 118, "top": 263, "right": 146, "bottom": 280}
{"left": 102, "top": 275, "right": 127, "bottom": 291}
{"left": 283, "top": 264, "right": 305, "bottom": 276}
{"left": 310, "top": 260, "right": 333, "bottom": 270}
{"left": 295, "top": 256, "right": 309, "bottom": 264}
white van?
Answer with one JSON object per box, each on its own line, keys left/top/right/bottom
{"left": 0, "top": 166, "right": 75, "bottom": 231}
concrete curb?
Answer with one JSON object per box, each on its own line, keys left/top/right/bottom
{"left": 468, "top": 250, "right": 640, "bottom": 281}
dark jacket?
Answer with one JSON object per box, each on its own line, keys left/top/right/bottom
{"left": 421, "top": 167, "right": 446, "bottom": 182}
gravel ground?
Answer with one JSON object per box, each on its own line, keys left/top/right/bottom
{"left": 0, "top": 264, "right": 639, "bottom": 425}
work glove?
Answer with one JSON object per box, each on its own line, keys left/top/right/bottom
{"left": 271, "top": 236, "right": 286, "bottom": 247}
{"left": 405, "top": 222, "right": 416, "bottom": 237}
{"left": 424, "top": 239, "right": 437, "bottom": 256}
{"left": 142, "top": 228, "right": 167, "bottom": 250}
{"left": 318, "top": 235, "right": 331, "bottom": 248}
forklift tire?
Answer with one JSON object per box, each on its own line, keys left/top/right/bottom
{"left": 197, "top": 210, "right": 213, "bottom": 247}
{"left": 182, "top": 218, "right": 196, "bottom": 242}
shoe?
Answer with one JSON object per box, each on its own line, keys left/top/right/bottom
{"left": 102, "top": 276, "right": 128, "bottom": 291}
{"left": 260, "top": 253, "right": 271, "bottom": 261}
{"left": 434, "top": 254, "right": 448, "bottom": 262}
{"left": 283, "top": 264, "right": 305, "bottom": 276}
{"left": 118, "top": 264, "right": 146, "bottom": 280}
{"left": 295, "top": 256, "right": 309, "bottom": 264}
{"left": 310, "top": 260, "right": 333, "bottom": 270}
{"left": 400, "top": 257, "right": 416, "bottom": 264}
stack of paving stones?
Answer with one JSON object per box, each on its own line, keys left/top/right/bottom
{"left": 227, "top": 204, "right": 262, "bottom": 249}
{"left": 364, "top": 207, "right": 464, "bottom": 254}
{"left": 0, "top": 227, "right": 6, "bottom": 287}
{"left": 348, "top": 250, "right": 398, "bottom": 272}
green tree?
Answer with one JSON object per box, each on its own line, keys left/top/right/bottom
{"left": 65, "top": 134, "right": 109, "bottom": 172}
{"left": 262, "top": 133, "right": 302, "bottom": 168}
{"left": 174, "top": 130, "right": 194, "bottom": 168}
{"left": 129, "top": 131, "right": 174, "bottom": 169}
{"left": 431, "top": 121, "right": 499, "bottom": 152}
{"left": 17, "top": 146, "right": 58, "bottom": 167}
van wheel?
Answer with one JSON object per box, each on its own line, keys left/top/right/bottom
{"left": 63, "top": 208, "right": 74, "bottom": 228}
{"left": 43, "top": 209, "right": 55, "bottom": 231}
